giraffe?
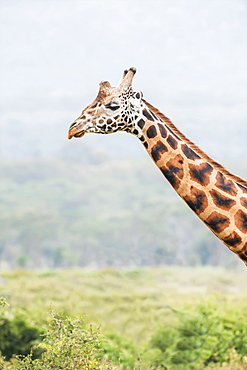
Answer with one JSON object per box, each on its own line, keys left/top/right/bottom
{"left": 68, "top": 67, "right": 247, "bottom": 266}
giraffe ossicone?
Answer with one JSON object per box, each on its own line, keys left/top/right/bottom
{"left": 68, "top": 67, "right": 247, "bottom": 265}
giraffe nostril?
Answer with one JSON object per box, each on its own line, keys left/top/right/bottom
{"left": 70, "top": 121, "right": 77, "bottom": 128}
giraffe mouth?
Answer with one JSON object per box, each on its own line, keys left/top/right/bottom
{"left": 74, "top": 131, "right": 85, "bottom": 138}
{"left": 68, "top": 130, "right": 85, "bottom": 139}
{"left": 68, "top": 124, "right": 86, "bottom": 139}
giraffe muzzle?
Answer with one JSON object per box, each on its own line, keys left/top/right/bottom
{"left": 68, "top": 121, "right": 86, "bottom": 139}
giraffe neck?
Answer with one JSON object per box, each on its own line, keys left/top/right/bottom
{"left": 137, "top": 101, "right": 247, "bottom": 265}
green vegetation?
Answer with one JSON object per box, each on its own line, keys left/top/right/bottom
{"left": 1, "top": 142, "right": 247, "bottom": 368}
{"left": 0, "top": 314, "right": 42, "bottom": 361}
{"left": 1, "top": 157, "right": 247, "bottom": 269}
{"left": 149, "top": 304, "right": 247, "bottom": 369}
{"left": 0, "top": 311, "right": 105, "bottom": 370}
{"left": 0, "top": 268, "right": 247, "bottom": 369}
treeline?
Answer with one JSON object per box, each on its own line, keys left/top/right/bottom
{"left": 0, "top": 155, "right": 246, "bottom": 269}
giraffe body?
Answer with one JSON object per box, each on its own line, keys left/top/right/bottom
{"left": 68, "top": 68, "right": 247, "bottom": 265}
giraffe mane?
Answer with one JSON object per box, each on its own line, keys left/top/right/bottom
{"left": 143, "top": 99, "right": 247, "bottom": 188}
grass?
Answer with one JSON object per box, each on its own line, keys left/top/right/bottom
{"left": 0, "top": 267, "right": 246, "bottom": 369}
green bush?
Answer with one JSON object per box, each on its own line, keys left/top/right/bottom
{"left": 10, "top": 313, "right": 107, "bottom": 370}
{"left": 149, "top": 304, "right": 247, "bottom": 369}
{"left": 0, "top": 299, "right": 42, "bottom": 360}
{"left": 99, "top": 332, "right": 137, "bottom": 369}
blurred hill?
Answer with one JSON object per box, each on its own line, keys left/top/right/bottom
{"left": 0, "top": 153, "right": 246, "bottom": 270}
{"left": 0, "top": 0, "right": 246, "bottom": 269}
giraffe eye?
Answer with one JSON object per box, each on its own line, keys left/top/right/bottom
{"left": 105, "top": 102, "right": 120, "bottom": 111}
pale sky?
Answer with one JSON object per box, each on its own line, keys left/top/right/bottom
{"left": 0, "top": 0, "right": 247, "bottom": 161}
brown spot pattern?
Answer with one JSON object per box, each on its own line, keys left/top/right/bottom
{"left": 157, "top": 123, "right": 167, "bottom": 138}
{"left": 167, "top": 135, "right": 178, "bottom": 150}
{"left": 181, "top": 144, "right": 201, "bottom": 160}
{"left": 189, "top": 163, "right": 213, "bottom": 186}
{"left": 234, "top": 210, "right": 247, "bottom": 234}
{"left": 240, "top": 197, "right": 247, "bottom": 209}
{"left": 238, "top": 184, "right": 247, "bottom": 194}
{"left": 210, "top": 189, "right": 236, "bottom": 210}
{"left": 223, "top": 231, "right": 242, "bottom": 248}
{"left": 151, "top": 141, "right": 168, "bottom": 162}
{"left": 205, "top": 211, "right": 230, "bottom": 233}
{"left": 238, "top": 243, "right": 247, "bottom": 262}
{"left": 215, "top": 172, "right": 237, "bottom": 196}
{"left": 160, "top": 154, "right": 184, "bottom": 190}
{"left": 146, "top": 125, "right": 157, "bottom": 138}
{"left": 143, "top": 109, "right": 154, "bottom": 121}
{"left": 184, "top": 186, "right": 208, "bottom": 215}
{"left": 137, "top": 118, "right": 145, "bottom": 129}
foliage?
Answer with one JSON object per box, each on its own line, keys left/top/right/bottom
{"left": 0, "top": 313, "right": 106, "bottom": 370}
{"left": 99, "top": 332, "right": 137, "bottom": 369}
{"left": 0, "top": 302, "right": 42, "bottom": 361}
{"left": 0, "top": 298, "right": 9, "bottom": 309}
{"left": 0, "top": 268, "right": 247, "bottom": 369}
{"left": 149, "top": 304, "right": 247, "bottom": 369}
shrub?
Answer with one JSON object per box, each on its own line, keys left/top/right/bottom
{"left": 0, "top": 299, "right": 42, "bottom": 360}
{"left": 99, "top": 332, "right": 137, "bottom": 369}
{"left": 149, "top": 303, "right": 247, "bottom": 369}
{"left": 11, "top": 313, "right": 107, "bottom": 370}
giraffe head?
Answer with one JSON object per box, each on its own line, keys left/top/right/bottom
{"left": 68, "top": 67, "right": 145, "bottom": 139}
